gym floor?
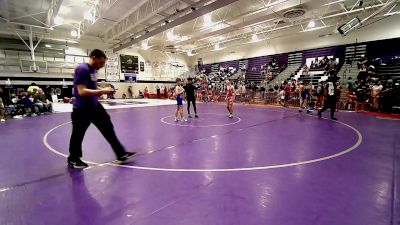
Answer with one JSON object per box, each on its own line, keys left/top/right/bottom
{"left": 0, "top": 102, "right": 399, "bottom": 225}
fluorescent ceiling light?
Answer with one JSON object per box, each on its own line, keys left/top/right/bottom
{"left": 204, "top": 14, "right": 212, "bottom": 26}
{"left": 84, "top": 11, "right": 92, "bottom": 21}
{"left": 45, "top": 44, "right": 52, "bottom": 48}
{"left": 323, "top": 0, "right": 346, "bottom": 6}
{"left": 166, "top": 30, "right": 175, "bottom": 40}
{"left": 251, "top": 33, "right": 258, "bottom": 42}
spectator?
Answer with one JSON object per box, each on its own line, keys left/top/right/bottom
{"left": 315, "top": 81, "right": 325, "bottom": 109}
{"left": 355, "top": 81, "right": 368, "bottom": 112}
{"left": 164, "top": 86, "right": 168, "bottom": 98}
{"left": 310, "top": 60, "right": 316, "bottom": 69}
{"left": 144, "top": 87, "right": 149, "bottom": 98}
{"left": 156, "top": 85, "right": 161, "bottom": 98}
{"left": 18, "top": 92, "right": 39, "bottom": 116}
{"left": 27, "top": 83, "right": 40, "bottom": 95}
{"left": 347, "top": 77, "right": 357, "bottom": 91}
{"left": 127, "top": 86, "right": 133, "bottom": 98}
{"left": 371, "top": 80, "right": 383, "bottom": 111}
{"left": 122, "top": 93, "right": 127, "bottom": 99}
{"left": 138, "top": 90, "right": 144, "bottom": 98}
{"left": 34, "top": 88, "right": 53, "bottom": 113}
{"left": 381, "top": 79, "right": 395, "bottom": 114}
{"left": 0, "top": 87, "right": 5, "bottom": 122}
{"left": 302, "top": 64, "right": 309, "bottom": 76}
{"left": 327, "top": 58, "right": 337, "bottom": 76}
{"left": 283, "top": 82, "right": 291, "bottom": 107}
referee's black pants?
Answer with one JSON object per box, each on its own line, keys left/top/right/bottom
{"left": 68, "top": 104, "right": 126, "bottom": 161}
{"left": 187, "top": 98, "right": 197, "bottom": 115}
{"left": 320, "top": 95, "right": 337, "bottom": 119}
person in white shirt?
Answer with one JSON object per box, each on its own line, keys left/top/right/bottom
{"left": 371, "top": 80, "right": 383, "bottom": 111}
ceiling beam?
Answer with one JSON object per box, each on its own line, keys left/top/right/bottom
{"left": 102, "top": 0, "right": 181, "bottom": 42}
{"left": 180, "top": 0, "right": 195, "bottom": 5}
{"left": 113, "top": 0, "right": 241, "bottom": 52}
{"left": 47, "top": 0, "right": 64, "bottom": 26}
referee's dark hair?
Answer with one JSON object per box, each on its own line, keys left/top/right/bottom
{"left": 89, "top": 49, "right": 107, "bottom": 59}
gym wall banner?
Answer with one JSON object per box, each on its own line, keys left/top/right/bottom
{"left": 124, "top": 74, "right": 137, "bottom": 82}
{"left": 105, "top": 52, "right": 120, "bottom": 82}
{"left": 120, "top": 54, "right": 139, "bottom": 73}
{"left": 140, "top": 62, "right": 145, "bottom": 72}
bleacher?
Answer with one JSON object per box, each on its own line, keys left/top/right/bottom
{"left": 375, "top": 63, "right": 400, "bottom": 83}
{"left": 245, "top": 54, "right": 288, "bottom": 84}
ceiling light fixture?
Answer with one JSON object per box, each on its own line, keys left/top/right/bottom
{"left": 166, "top": 30, "right": 175, "bottom": 40}
{"left": 71, "top": 30, "right": 78, "bottom": 37}
{"left": 204, "top": 14, "right": 213, "bottom": 26}
{"left": 307, "top": 20, "right": 316, "bottom": 28}
{"left": 84, "top": 11, "right": 92, "bottom": 21}
{"left": 54, "top": 16, "right": 64, "bottom": 25}
{"left": 251, "top": 33, "right": 259, "bottom": 42}
{"left": 45, "top": 44, "right": 52, "bottom": 48}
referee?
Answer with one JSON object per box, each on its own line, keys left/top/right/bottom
{"left": 184, "top": 78, "right": 199, "bottom": 118}
{"left": 68, "top": 49, "right": 135, "bottom": 168}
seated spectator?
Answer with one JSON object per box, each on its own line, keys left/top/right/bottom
{"left": 269, "top": 57, "right": 277, "bottom": 68}
{"left": 138, "top": 90, "right": 144, "bottom": 98}
{"left": 34, "top": 88, "right": 53, "bottom": 113}
{"left": 314, "top": 58, "right": 319, "bottom": 68}
{"left": 268, "top": 85, "right": 275, "bottom": 93}
{"left": 310, "top": 60, "right": 316, "bottom": 69}
{"left": 267, "top": 71, "right": 273, "bottom": 80}
{"left": 302, "top": 65, "right": 309, "bottom": 76}
{"left": 18, "top": 92, "right": 39, "bottom": 116}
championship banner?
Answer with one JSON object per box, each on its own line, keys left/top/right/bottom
{"left": 105, "top": 52, "right": 120, "bottom": 82}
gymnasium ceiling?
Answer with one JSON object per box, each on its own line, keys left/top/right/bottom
{"left": 0, "top": 0, "right": 399, "bottom": 55}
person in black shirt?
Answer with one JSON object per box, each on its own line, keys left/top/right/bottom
{"left": 184, "top": 78, "right": 199, "bottom": 118}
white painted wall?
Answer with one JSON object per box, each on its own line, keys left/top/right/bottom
{"left": 190, "top": 15, "right": 400, "bottom": 65}
{"left": 102, "top": 82, "right": 174, "bottom": 98}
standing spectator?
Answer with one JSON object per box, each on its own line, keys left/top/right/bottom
{"left": 371, "top": 81, "right": 383, "bottom": 111}
{"left": 284, "top": 82, "right": 291, "bottom": 107}
{"left": 315, "top": 81, "right": 325, "bottom": 109}
{"left": 0, "top": 87, "right": 5, "bottom": 122}
{"left": 381, "top": 79, "right": 394, "bottom": 114}
{"left": 27, "top": 83, "right": 40, "bottom": 95}
{"left": 127, "top": 86, "right": 133, "bottom": 98}
{"left": 164, "top": 86, "right": 168, "bottom": 99}
{"left": 327, "top": 58, "right": 337, "bottom": 76}
{"left": 156, "top": 85, "right": 161, "bottom": 98}
{"left": 347, "top": 77, "right": 357, "bottom": 91}
{"left": 144, "top": 87, "right": 149, "bottom": 98}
